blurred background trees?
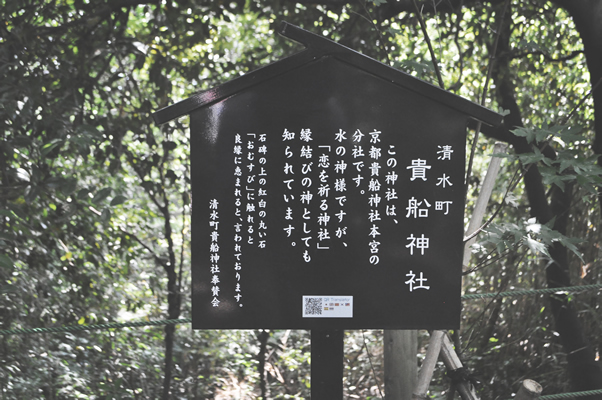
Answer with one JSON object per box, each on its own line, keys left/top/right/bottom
{"left": 1, "top": 0, "right": 601, "bottom": 398}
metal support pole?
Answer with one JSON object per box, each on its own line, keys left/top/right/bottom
{"left": 311, "top": 329, "right": 344, "bottom": 400}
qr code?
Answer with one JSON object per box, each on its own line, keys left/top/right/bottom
{"left": 304, "top": 297, "right": 323, "bottom": 315}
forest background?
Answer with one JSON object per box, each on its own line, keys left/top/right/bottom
{"left": 1, "top": 0, "right": 602, "bottom": 399}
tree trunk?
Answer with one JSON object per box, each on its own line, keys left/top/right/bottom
{"left": 481, "top": 4, "right": 602, "bottom": 395}
{"left": 553, "top": 1, "right": 602, "bottom": 158}
{"left": 384, "top": 330, "right": 417, "bottom": 400}
{"left": 257, "top": 330, "right": 270, "bottom": 399}
{"left": 162, "top": 324, "right": 175, "bottom": 399}
{"left": 161, "top": 203, "right": 181, "bottom": 400}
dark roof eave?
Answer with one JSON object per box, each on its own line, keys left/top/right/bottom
{"left": 152, "top": 22, "right": 503, "bottom": 127}
{"left": 152, "top": 45, "right": 315, "bottom": 125}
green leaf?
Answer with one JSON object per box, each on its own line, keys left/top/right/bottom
{"left": 0, "top": 254, "right": 14, "bottom": 270}
{"left": 101, "top": 208, "right": 111, "bottom": 222}
{"left": 60, "top": 177, "right": 78, "bottom": 195}
{"left": 0, "top": 232, "right": 13, "bottom": 241}
{"left": 535, "top": 129, "right": 551, "bottom": 143}
{"left": 75, "top": 124, "right": 103, "bottom": 139}
{"left": 387, "top": 27, "right": 403, "bottom": 35}
{"left": 512, "top": 127, "right": 536, "bottom": 143}
{"left": 542, "top": 174, "right": 567, "bottom": 191}
{"left": 40, "top": 138, "right": 64, "bottom": 157}
{"left": 557, "top": 126, "right": 584, "bottom": 143}
{"left": 517, "top": 148, "right": 546, "bottom": 165}
{"left": 141, "top": 180, "right": 155, "bottom": 192}
{"left": 560, "top": 239, "right": 584, "bottom": 263}
{"left": 24, "top": 185, "right": 39, "bottom": 204}
{"left": 558, "top": 157, "right": 579, "bottom": 173}
{"left": 526, "top": 237, "right": 547, "bottom": 256}
{"left": 512, "top": 126, "right": 554, "bottom": 144}
{"left": 92, "top": 187, "right": 112, "bottom": 204}
{"left": 538, "top": 165, "right": 574, "bottom": 191}
{"left": 504, "top": 193, "right": 520, "bottom": 207}
{"left": 165, "top": 169, "right": 178, "bottom": 182}
{"left": 398, "top": 60, "right": 434, "bottom": 78}
{"left": 518, "top": 39, "right": 544, "bottom": 53}
{"left": 10, "top": 135, "right": 33, "bottom": 148}
{"left": 367, "top": 0, "right": 388, "bottom": 5}
{"left": 13, "top": 168, "right": 30, "bottom": 182}
{"left": 0, "top": 285, "right": 17, "bottom": 294}
{"left": 110, "top": 195, "right": 127, "bottom": 206}
{"left": 576, "top": 175, "right": 598, "bottom": 195}
{"left": 44, "top": 176, "right": 64, "bottom": 189}
{"left": 162, "top": 140, "right": 177, "bottom": 152}
{"left": 77, "top": 188, "right": 91, "bottom": 200}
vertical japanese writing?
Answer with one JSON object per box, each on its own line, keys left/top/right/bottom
{"left": 367, "top": 129, "right": 382, "bottom": 265}
{"left": 316, "top": 141, "right": 331, "bottom": 254}
{"left": 385, "top": 145, "right": 399, "bottom": 219}
{"left": 300, "top": 129, "right": 316, "bottom": 262}
{"left": 209, "top": 198, "right": 221, "bottom": 307}
{"left": 257, "top": 134, "right": 268, "bottom": 249}
{"left": 246, "top": 134, "right": 256, "bottom": 249}
{"left": 402, "top": 144, "right": 456, "bottom": 292}
{"left": 277, "top": 127, "right": 406, "bottom": 266}
{"left": 233, "top": 133, "right": 244, "bottom": 307}
{"left": 234, "top": 126, "right": 459, "bottom": 298}
{"left": 435, "top": 144, "right": 454, "bottom": 216}
{"left": 404, "top": 153, "right": 431, "bottom": 292}
{"left": 333, "top": 129, "right": 347, "bottom": 250}
{"left": 282, "top": 128, "right": 300, "bottom": 259}
{"left": 405, "top": 270, "right": 430, "bottom": 292}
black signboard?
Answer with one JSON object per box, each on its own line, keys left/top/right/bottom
{"left": 153, "top": 22, "right": 503, "bottom": 330}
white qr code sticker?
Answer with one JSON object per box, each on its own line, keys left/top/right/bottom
{"left": 302, "top": 296, "right": 353, "bottom": 318}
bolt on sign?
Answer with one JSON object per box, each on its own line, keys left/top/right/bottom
{"left": 153, "top": 22, "right": 503, "bottom": 330}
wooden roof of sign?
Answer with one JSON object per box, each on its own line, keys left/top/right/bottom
{"left": 152, "top": 22, "right": 503, "bottom": 126}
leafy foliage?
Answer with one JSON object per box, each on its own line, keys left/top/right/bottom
{"left": 1, "top": 0, "right": 601, "bottom": 399}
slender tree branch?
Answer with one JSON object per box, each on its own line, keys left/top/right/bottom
{"left": 361, "top": 330, "right": 385, "bottom": 399}
{"left": 412, "top": 0, "right": 445, "bottom": 89}
{"left": 463, "top": 167, "right": 522, "bottom": 242}
{"left": 509, "top": 49, "right": 584, "bottom": 62}
{"left": 562, "top": 77, "right": 602, "bottom": 125}
{"left": 448, "top": 0, "right": 466, "bottom": 91}
{"left": 350, "top": 1, "right": 391, "bottom": 65}
{"left": 465, "top": 0, "right": 510, "bottom": 190}
{"left": 123, "top": 230, "right": 167, "bottom": 268}
{"left": 38, "top": 0, "right": 160, "bottom": 33}
{"left": 122, "top": 148, "right": 164, "bottom": 211}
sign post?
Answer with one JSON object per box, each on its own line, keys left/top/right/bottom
{"left": 153, "top": 21, "right": 503, "bottom": 398}
{"left": 311, "top": 329, "right": 344, "bottom": 399}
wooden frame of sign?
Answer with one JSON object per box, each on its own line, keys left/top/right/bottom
{"left": 153, "top": 21, "right": 503, "bottom": 399}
